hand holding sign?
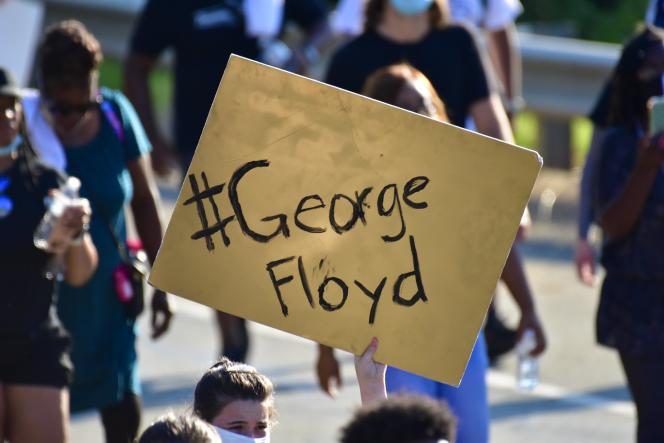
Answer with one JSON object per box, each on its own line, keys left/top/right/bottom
{"left": 149, "top": 55, "right": 541, "bottom": 385}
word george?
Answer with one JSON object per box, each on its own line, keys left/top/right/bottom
{"left": 184, "top": 160, "right": 430, "bottom": 251}
{"left": 265, "top": 235, "right": 427, "bottom": 324}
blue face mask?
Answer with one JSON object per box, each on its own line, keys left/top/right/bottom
{"left": 389, "top": 0, "right": 434, "bottom": 16}
{"left": 0, "top": 134, "right": 22, "bottom": 157}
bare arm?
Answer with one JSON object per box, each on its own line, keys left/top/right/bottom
{"left": 124, "top": 53, "right": 176, "bottom": 175}
{"left": 316, "top": 343, "right": 343, "bottom": 397}
{"left": 471, "top": 93, "right": 546, "bottom": 354}
{"left": 501, "top": 245, "right": 546, "bottom": 355}
{"left": 600, "top": 138, "right": 664, "bottom": 240}
{"left": 128, "top": 154, "right": 173, "bottom": 338}
{"left": 63, "top": 234, "right": 98, "bottom": 287}
{"left": 470, "top": 94, "right": 514, "bottom": 143}
{"left": 486, "top": 24, "right": 522, "bottom": 112}
{"left": 61, "top": 200, "right": 97, "bottom": 286}
{"left": 354, "top": 338, "right": 386, "bottom": 405}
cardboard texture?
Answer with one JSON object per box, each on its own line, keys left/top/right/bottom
{"left": 150, "top": 55, "right": 541, "bottom": 386}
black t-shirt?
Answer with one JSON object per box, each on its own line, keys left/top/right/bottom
{"left": 0, "top": 157, "right": 62, "bottom": 338}
{"left": 130, "top": 0, "right": 328, "bottom": 154}
{"left": 325, "top": 26, "right": 492, "bottom": 127}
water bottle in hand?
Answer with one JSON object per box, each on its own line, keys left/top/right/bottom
{"left": 34, "top": 177, "right": 81, "bottom": 251}
{"left": 516, "top": 328, "right": 539, "bottom": 391}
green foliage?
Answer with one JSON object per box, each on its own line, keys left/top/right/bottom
{"left": 98, "top": 58, "right": 173, "bottom": 110}
{"left": 520, "top": 0, "right": 650, "bottom": 43}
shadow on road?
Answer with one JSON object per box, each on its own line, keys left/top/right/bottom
{"left": 490, "top": 385, "right": 631, "bottom": 421}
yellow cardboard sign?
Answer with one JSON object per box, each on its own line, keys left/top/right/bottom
{"left": 149, "top": 55, "right": 541, "bottom": 386}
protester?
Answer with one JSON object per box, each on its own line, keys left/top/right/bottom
{"left": 124, "top": 0, "right": 332, "bottom": 366}
{"left": 592, "top": 25, "right": 664, "bottom": 443}
{"left": 138, "top": 413, "right": 221, "bottom": 443}
{"left": 35, "top": 20, "right": 173, "bottom": 443}
{"left": 321, "top": 0, "right": 546, "bottom": 373}
{"left": 318, "top": 5, "right": 546, "bottom": 432}
{"left": 322, "top": 61, "right": 489, "bottom": 443}
{"left": 0, "top": 66, "right": 97, "bottom": 443}
{"left": 193, "top": 357, "right": 275, "bottom": 442}
{"left": 575, "top": 0, "right": 664, "bottom": 286}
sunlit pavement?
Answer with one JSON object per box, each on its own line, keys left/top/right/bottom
{"left": 70, "top": 169, "right": 634, "bottom": 442}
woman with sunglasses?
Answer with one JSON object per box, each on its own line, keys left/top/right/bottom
{"left": 0, "top": 67, "right": 97, "bottom": 443}
{"left": 35, "top": 20, "right": 173, "bottom": 443}
{"left": 592, "top": 26, "right": 664, "bottom": 443}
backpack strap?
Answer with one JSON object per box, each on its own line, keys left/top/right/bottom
{"left": 100, "top": 98, "right": 125, "bottom": 143}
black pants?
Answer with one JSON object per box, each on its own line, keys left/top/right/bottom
{"left": 100, "top": 392, "right": 141, "bottom": 443}
{"left": 619, "top": 352, "right": 664, "bottom": 443}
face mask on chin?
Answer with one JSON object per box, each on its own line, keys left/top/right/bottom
{"left": 389, "top": 0, "right": 434, "bottom": 16}
{"left": 214, "top": 426, "right": 270, "bottom": 443}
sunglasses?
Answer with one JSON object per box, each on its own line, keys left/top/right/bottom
{"left": 46, "top": 95, "right": 102, "bottom": 116}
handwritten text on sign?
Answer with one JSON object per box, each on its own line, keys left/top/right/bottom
{"left": 185, "top": 162, "right": 429, "bottom": 324}
{"left": 149, "top": 55, "right": 542, "bottom": 385}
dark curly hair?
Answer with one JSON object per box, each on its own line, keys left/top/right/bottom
{"left": 36, "top": 20, "right": 103, "bottom": 96}
{"left": 365, "top": 0, "right": 450, "bottom": 32}
{"left": 340, "top": 394, "right": 457, "bottom": 443}
{"left": 193, "top": 357, "right": 275, "bottom": 423}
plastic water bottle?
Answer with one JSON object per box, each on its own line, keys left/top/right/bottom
{"left": 34, "top": 177, "right": 81, "bottom": 250}
{"left": 516, "top": 329, "right": 539, "bottom": 391}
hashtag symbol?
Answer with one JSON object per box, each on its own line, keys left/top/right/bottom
{"left": 184, "top": 172, "right": 235, "bottom": 251}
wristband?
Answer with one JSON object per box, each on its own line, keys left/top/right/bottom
{"left": 69, "top": 222, "right": 89, "bottom": 246}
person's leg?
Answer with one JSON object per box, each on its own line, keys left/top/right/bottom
{"left": 215, "top": 311, "right": 249, "bottom": 362}
{"left": 437, "top": 334, "right": 490, "bottom": 443}
{"left": 100, "top": 392, "right": 142, "bottom": 443}
{"left": 619, "top": 352, "right": 664, "bottom": 443}
{"left": 5, "top": 385, "right": 69, "bottom": 443}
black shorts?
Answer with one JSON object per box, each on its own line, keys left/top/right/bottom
{"left": 0, "top": 331, "right": 73, "bottom": 388}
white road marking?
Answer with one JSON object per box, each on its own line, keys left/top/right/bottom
{"left": 173, "top": 296, "right": 635, "bottom": 418}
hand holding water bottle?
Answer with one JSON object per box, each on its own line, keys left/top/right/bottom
{"left": 34, "top": 177, "right": 92, "bottom": 253}
{"left": 516, "top": 328, "right": 539, "bottom": 391}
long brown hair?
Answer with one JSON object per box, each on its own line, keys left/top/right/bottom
{"left": 364, "top": 0, "right": 450, "bottom": 32}
{"left": 363, "top": 63, "right": 448, "bottom": 121}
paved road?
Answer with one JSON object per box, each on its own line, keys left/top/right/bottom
{"left": 70, "top": 170, "right": 635, "bottom": 442}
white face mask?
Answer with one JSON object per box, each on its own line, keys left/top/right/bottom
{"left": 214, "top": 426, "right": 270, "bottom": 443}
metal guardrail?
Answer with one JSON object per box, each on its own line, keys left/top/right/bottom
{"left": 39, "top": 0, "right": 622, "bottom": 168}
{"left": 519, "top": 32, "right": 619, "bottom": 168}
